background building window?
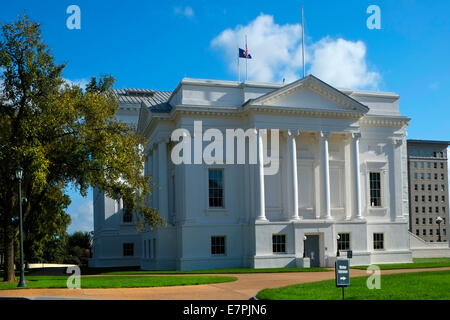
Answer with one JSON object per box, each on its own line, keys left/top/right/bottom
{"left": 211, "top": 236, "right": 226, "bottom": 255}
{"left": 337, "top": 233, "right": 350, "bottom": 251}
{"left": 373, "top": 233, "right": 384, "bottom": 250}
{"left": 369, "top": 172, "right": 381, "bottom": 207}
{"left": 123, "top": 243, "right": 134, "bottom": 256}
{"left": 272, "top": 234, "right": 286, "bottom": 253}
{"left": 208, "top": 169, "right": 224, "bottom": 208}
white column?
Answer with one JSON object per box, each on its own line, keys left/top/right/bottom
{"left": 352, "top": 132, "right": 362, "bottom": 219}
{"left": 391, "top": 137, "right": 404, "bottom": 221}
{"left": 152, "top": 144, "right": 158, "bottom": 209}
{"left": 320, "top": 131, "right": 332, "bottom": 220}
{"left": 257, "top": 130, "right": 267, "bottom": 221}
{"left": 288, "top": 130, "right": 301, "bottom": 220}
{"left": 158, "top": 140, "right": 169, "bottom": 221}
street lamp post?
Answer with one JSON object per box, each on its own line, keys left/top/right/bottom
{"left": 15, "top": 166, "right": 27, "bottom": 288}
{"left": 436, "top": 216, "right": 443, "bottom": 242}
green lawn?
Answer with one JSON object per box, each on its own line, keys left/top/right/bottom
{"left": 88, "top": 267, "right": 328, "bottom": 275}
{"left": 352, "top": 258, "right": 450, "bottom": 270}
{"left": 257, "top": 270, "right": 450, "bottom": 300}
{"left": 0, "top": 275, "right": 237, "bottom": 290}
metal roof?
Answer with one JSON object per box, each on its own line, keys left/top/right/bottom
{"left": 111, "top": 88, "right": 172, "bottom": 113}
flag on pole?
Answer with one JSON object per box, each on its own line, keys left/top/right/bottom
{"left": 238, "top": 48, "right": 252, "bottom": 59}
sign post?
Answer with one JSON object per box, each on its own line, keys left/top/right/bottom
{"left": 335, "top": 258, "right": 350, "bottom": 300}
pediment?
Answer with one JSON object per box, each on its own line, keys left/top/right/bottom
{"left": 246, "top": 75, "right": 369, "bottom": 114}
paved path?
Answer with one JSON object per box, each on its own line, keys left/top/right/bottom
{"left": 1, "top": 267, "right": 450, "bottom": 300}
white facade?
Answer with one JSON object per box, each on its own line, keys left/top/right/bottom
{"left": 90, "top": 75, "right": 413, "bottom": 269}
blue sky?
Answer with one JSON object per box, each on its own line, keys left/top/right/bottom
{"left": 2, "top": 1, "right": 449, "bottom": 233}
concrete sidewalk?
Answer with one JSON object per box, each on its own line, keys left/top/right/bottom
{"left": 1, "top": 267, "right": 449, "bottom": 300}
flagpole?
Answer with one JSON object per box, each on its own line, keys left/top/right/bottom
{"left": 245, "top": 35, "right": 248, "bottom": 82}
{"left": 238, "top": 46, "right": 240, "bottom": 82}
{"left": 301, "top": 5, "right": 305, "bottom": 78}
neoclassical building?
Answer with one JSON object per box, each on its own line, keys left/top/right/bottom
{"left": 89, "top": 75, "right": 413, "bottom": 269}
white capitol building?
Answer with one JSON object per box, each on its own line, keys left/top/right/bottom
{"left": 89, "top": 75, "right": 413, "bottom": 270}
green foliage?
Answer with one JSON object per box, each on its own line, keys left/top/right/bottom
{"left": 0, "top": 15, "right": 163, "bottom": 281}
{"left": 0, "top": 275, "right": 237, "bottom": 290}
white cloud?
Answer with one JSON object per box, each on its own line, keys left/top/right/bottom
{"left": 211, "top": 14, "right": 303, "bottom": 83}
{"left": 309, "top": 37, "right": 380, "bottom": 89}
{"left": 67, "top": 197, "right": 93, "bottom": 234}
{"left": 211, "top": 14, "right": 381, "bottom": 89}
{"left": 64, "top": 78, "right": 89, "bottom": 90}
{"left": 174, "top": 6, "right": 194, "bottom": 19}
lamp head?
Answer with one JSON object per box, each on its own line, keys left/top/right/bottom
{"left": 15, "top": 166, "right": 23, "bottom": 181}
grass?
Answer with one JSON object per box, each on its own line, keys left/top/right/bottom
{"left": 352, "top": 258, "right": 450, "bottom": 270}
{"left": 257, "top": 270, "right": 450, "bottom": 300}
{"left": 0, "top": 275, "right": 237, "bottom": 290}
{"left": 88, "top": 267, "right": 328, "bottom": 275}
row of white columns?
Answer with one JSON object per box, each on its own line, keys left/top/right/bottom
{"left": 256, "top": 131, "right": 362, "bottom": 221}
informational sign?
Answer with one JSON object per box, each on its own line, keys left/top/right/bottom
{"left": 335, "top": 258, "right": 350, "bottom": 288}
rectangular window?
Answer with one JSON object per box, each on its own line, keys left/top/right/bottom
{"left": 123, "top": 243, "right": 134, "bottom": 257}
{"left": 414, "top": 173, "right": 418, "bottom": 179}
{"left": 429, "top": 218, "right": 433, "bottom": 224}
{"left": 414, "top": 162, "right": 417, "bottom": 168}
{"left": 422, "top": 195, "right": 425, "bottom": 202}
{"left": 436, "top": 196, "right": 439, "bottom": 202}
{"left": 416, "top": 230, "right": 420, "bottom": 236}
{"left": 427, "top": 162, "right": 431, "bottom": 169}
{"left": 211, "top": 236, "right": 226, "bottom": 255}
{"left": 443, "top": 229, "right": 447, "bottom": 236}
{"left": 420, "top": 162, "right": 424, "bottom": 168}
{"left": 422, "top": 207, "right": 426, "bottom": 213}
{"left": 208, "top": 169, "right": 224, "bottom": 208}
{"left": 416, "top": 218, "right": 419, "bottom": 224}
{"left": 421, "top": 184, "right": 425, "bottom": 191}
{"left": 272, "top": 234, "right": 287, "bottom": 253}
{"left": 369, "top": 172, "right": 382, "bottom": 207}
{"left": 435, "top": 184, "right": 438, "bottom": 191}
{"left": 427, "top": 173, "right": 431, "bottom": 180}
{"left": 423, "top": 218, "right": 426, "bottom": 224}
{"left": 415, "top": 196, "right": 419, "bottom": 202}
{"left": 442, "top": 185, "right": 445, "bottom": 192}
{"left": 435, "top": 173, "right": 438, "bottom": 180}
{"left": 337, "top": 233, "right": 350, "bottom": 251}
{"left": 436, "top": 207, "right": 440, "bottom": 213}
{"left": 429, "top": 207, "right": 433, "bottom": 213}
{"left": 430, "top": 229, "right": 433, "bottom": 235}
{"left": 428, "top": 195, "right": 432, "bottom": 202}
{"left": 441, "top": 174, "right": 445, "bottom": 180}
{"left": 373, "top": 233, "right": 384, "bottom": 250}
{"left": 434, "top": 162, "right": 437, "bottom": 169}
{"left": 428, "top": 184, "right": 432, "bottom": 191}
{"left": 415, "top": 207, "right": 419, "bottom": 213}
{"left": 421, "top": 173, "right": 425, "bottom": 180}
{"left": 123, "top": 207, "right": 133, "bottom": 223}
{"left": 414, "top": 184, "right": 418, "bottom": 191}
{"left": 441, "top": 163, "right": 444, "bottom": 169}
{"left": 442, "top": 196, "right": 445, "bottom": 202}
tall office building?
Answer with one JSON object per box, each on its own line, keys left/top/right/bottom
{"left": 407, "top": 140, "right": 450, "bottom": 242}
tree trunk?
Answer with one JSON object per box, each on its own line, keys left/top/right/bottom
{"left": 2, "top": 232, "right": 16, "bottom": 282}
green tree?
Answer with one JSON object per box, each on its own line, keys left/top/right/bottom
{"left": 0, "top": 15, "right": 164, "bottom": 282}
